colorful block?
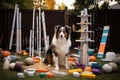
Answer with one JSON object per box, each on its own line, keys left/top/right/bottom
{"left": 97, "top": 26, "right": 110, "bottom": 58}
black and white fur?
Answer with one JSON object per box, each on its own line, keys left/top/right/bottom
{"left": 44, "top": 25, "right": 71, "bottom": 71}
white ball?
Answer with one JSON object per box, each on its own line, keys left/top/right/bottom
{"left": 102, "top": 64, "right": 112, "bottom": 73}
{"left": 9, "top": 62, "right": 16, "bottom": 70}
{"left": 25, "top": 57, "right": 34, "bottom": 65}
{"left": 112, "top": 58, "right": 120, "bottom": 64}
{"left": 109, "top": 62, "right": 118, "bottom": 72}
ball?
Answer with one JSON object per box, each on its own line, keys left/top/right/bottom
{"left": 14, "top": 61, "right": 23, "bottom": 71}
{"left": 26, "top": 48, "right": 29, "bottom": 53}
{"left": 112, "top": 58, "right": 120, "bottom": 64}
{"left": 17, "top": 51, "right": 23, "bottom": 55}
{"left": 89, "top": 56, "right": 96, "bottom": 62}
{"left": 23, "top": 51, "right": 29, "bottom": 56}
{"left": 84, "top": 66, "right": 92, "bottom": 72}
{"left": 9, "top": 62, "right": 16, "bottom": 70}
{"left": 25, "top": 57, "right": 34, "bottom": 65}
{"left": 109, "top": 62, "right": 118, "bottom": 72}
{"left": 2, "top": 51, "right": 11, "bottom": 57}
{"left": 102, "top": 64, "right": 112, "bottom": 73}
{"left": 10, "top": 55, "right": 18, "bottom": 61}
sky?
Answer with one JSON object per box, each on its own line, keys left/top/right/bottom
{"left": 55, "top": 0, "right": 75, "bottom": 9}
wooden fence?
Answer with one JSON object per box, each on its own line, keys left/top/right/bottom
{"left": 0, "top": 9, "right": 66, "bottom": 50}
{"left": 69, "top": 9, "right": 120, "bottom": 52}
{"left": 0, "top": 9, "right": 120, "bottom": 52}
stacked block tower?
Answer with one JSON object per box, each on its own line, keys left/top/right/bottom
{"left": 76, "top": 8, "right": 94, "bottom": 65}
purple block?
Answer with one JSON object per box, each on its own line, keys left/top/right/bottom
{"left": 92, "top": 68, "right": 101, "bottom": 74}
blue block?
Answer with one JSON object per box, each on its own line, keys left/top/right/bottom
{"left": 103, "top": 30, "right": 109, "bottom": 33}
{"left": 101, "top": 36, "right": 107, "bottom": 43}
{"left": 97, "top": 53, "right": 103, "bottom": 58}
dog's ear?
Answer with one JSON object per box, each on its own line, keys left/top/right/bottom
{"left": 54, "top": 25, "right": 60, "bottom": 32}
{"left": 65, "top": 25, "right": 71, "bottom": 33}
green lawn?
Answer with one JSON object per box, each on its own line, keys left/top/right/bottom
{"left": 0, "top": 55, "right": 120, "bottom": 80}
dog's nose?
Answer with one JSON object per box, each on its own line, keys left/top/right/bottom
{"left": 60, "top": 35, "right": 63, "bottom": 38}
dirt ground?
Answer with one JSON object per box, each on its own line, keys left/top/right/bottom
{"left": 23, "top": 60, "right": 75, "bottom": 72}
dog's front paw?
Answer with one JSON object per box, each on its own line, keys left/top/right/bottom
{"left": 54, "top": 67, "right": 59, "bottom": 72}
{"left": 66, "top": 66, "right": 70, "bottom": 69}
{"left": 48, "top": 64, "right": 51, "bottom": 67}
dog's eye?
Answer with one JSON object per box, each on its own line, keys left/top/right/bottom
{"left": 63, "top": 31, "right": 66, "bottom": 33}
{"left": 59, "top": 30, "right": 62, "bottom": 32}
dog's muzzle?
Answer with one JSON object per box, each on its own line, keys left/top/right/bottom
{"left": 59, "top": 32, "right": 65, "bottom": 38}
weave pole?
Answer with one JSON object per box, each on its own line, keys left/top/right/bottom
{"left": 36, "top": 15, "right": 39, "bottom": 57}
{"left": 19, "top": 12, "right": 22, "bottom": 51}
{"left": 38, "top": 8, "right": 42, "bottom": 58}
{"left": 16, "top": 6, "right": 19, "bottom": 53}
{"left": 42, "top": 12, "right": 48, "bottom": 52}
{"left": 31, "top": 8, "right": 35, "bottom": 57}
{"left": 9, "top": 4, "right": 17, "bottom": 50}
{"left": 29, "top": 30, "right": 32, "bottom": 57}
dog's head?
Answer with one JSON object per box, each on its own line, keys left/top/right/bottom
{"left": 54, "top": 25, "right": 71, "bottom": 40}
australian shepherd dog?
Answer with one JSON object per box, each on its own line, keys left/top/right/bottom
{"left": 44, "top": 25, "right": 71, "bottom": 71}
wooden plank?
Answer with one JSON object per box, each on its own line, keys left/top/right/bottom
{"left": 97, "top": 26, "right": 110, "bottom": 58}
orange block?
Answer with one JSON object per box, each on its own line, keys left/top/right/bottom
{"left": 68, "top": 57, "right": 76, "bottom": 61}
{"left": 47, "top": 72, "right": 54, "bottom": 78}
{"left": 33, "top": 57, "right": 40, "bottom": 60}
{"left": 33, "top": 57, "right": 40, "bottom": 63}
{"left": 34, "top": 59, "right": 39, "bottom": 63}
{"left": 36, "top": 69, "right": 48, "bottom": 73}
{"left": 98, "top": 44, "right": 106, "bottom": 52}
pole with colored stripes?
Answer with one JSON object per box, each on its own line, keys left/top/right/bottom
{"left": 97, "top": 26, "right": 110, "bottom": 58}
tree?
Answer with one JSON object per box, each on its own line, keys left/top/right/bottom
{"left": 58, "top": 2, "right": 66, "bottom": 10}
{"left": 71, "top": 0, "right": 109, "bottom": 16}
{"left": 74, "top": 0, "right": 94, "bottom": 10}
{"left": 100, "top": 2, "right": 109, "bottom": 10}
{"left": 0, "top": 0, "right": 33, "bottom": 9}
{"left": 46, "top": 0, "right": 55, "bottom": 10}
{"left": 70, "top": 0, "right": 95, "bottom": 15}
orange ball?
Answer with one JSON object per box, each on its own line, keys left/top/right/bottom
{"left": 84, "top": 66, "right": 92, "bottom": 72}
{"left": 89, "top": 56, "right": 96, "bottom": 61}
{"left": 2, "top": 51, "right": 11, "bottom": 57}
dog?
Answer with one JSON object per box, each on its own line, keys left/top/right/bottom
{"left": 43, "top": 25, "right": 71, "bottom": 71}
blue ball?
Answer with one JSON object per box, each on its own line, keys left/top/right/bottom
{"left": 26, "top": 48, "right": 29, "bottom": 52}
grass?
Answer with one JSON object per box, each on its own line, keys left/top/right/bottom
{"left": 0, "top": 54, "right": 120, "bottom": 80}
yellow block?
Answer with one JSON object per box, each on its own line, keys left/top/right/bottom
{"left": 68, "top": 69, "right": 82, "bottom": 74}
{"left": 81, "top": 74, "right": 96, "bottom": 79}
